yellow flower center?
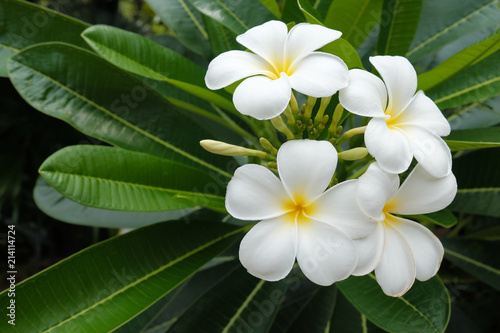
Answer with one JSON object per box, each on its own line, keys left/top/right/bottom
{"left": 283, "top": 195, "right": 315, "bottom": 226}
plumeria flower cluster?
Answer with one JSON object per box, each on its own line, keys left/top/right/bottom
{"left": 202, "top": 20, "right": 457, "bottom": 297}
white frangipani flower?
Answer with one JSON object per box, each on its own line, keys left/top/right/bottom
{"left": 353, "top": 163, "right": 457, "bottom": 297}
{"left": 225, "top": 140, "right": 374, "bottom": 285}
{"left": 205, "top": 21, "right": 349, "bottom": 120}
{"left": 339, "top": 55, "right": 451, "bottom": 178}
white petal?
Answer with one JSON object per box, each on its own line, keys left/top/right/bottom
{"left": 356, "top": 163, "right": 399, "bottom": 221}
{"left": 365, "top": 118, "right": 413, "bottom": 174}
{"left": 339, "top": 69, "right": 387, "bottom": 118}
{"left": 296, "top": 221, "right": 357, "bottom": 286}
{"left": 285, "top": 23, "right": 342, "bottom": 64}
{"left": 403, "top": 125, "right": 452, "bottom": 178}
{"left": 388, "top": 216, "right": 444, "bottom": 281}
{"left": 239, "top": 217, "right": 296, "bottom": 281}
{"left": 226, "top": 164, "right": 290, "bottom": 220}
{"left": 370, "top": 56, "right": 417, "bottom": 117}
{"left": 352, "top": 223, "right": 386, "bottom": 276}
{"left": 374, "top": 225, "right": 416, "bottom": 297}
{"left": 277, "top": 140, "right": 337, "bottom": 203}
{"left": 233, "top": 75, "right": 291, "bottom": 120}
{"left": 288, "top": 52, "right": 348, "bottom": 97}
{"left": 389, "top": 164, "right": 457, "bottom": 215}
{"left": 310, "top": 180, "right": 376, "bottom": 239}
{"left": 205, "top": 50, "right": 273, "bottom": 90}
{"left": 394, "top": 91, "right": 450, "bottom": 136}
{"left": 236, "top": 20, "right": 288, "bottom": 70}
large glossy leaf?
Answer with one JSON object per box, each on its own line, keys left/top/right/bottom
{"left": 297, "top": 0, "right": 323, "bottom": 25}
{"left": 0, "top": 219, "right": 245, "bottom": 332}
{"left": 448, "top": 148, "right": 500, "bottom": 217}
{"left": 376, "top": 0, "right": 423, "bottom": 56}
{"left": 0, "top": 0, "right": 90, "bottom": 76}
{"left": 145, "top": 0, "right": 211, "bottom": 57}
{"left": 417, "top": 31, "right": 500, "bottom": 92}
{"left": 406, "top": 209, "right": 458, "bottom": 228}
{"left": 33, "top": 176, "right": 197, "bottom": 228}
{"left": 203, "top": 15, "right": 243, "bottom": 56}
{"left": 447, "top": 96, "right": 500, "bottom": 131}
{"left": 7, "top": 42, "right": 233, "bottom": 177}
{"left": 337, "top": 274, "right": 450, "bottom": 333}
{"left": 188, "top": 0, "right": 277, "bottom": 35}
{"left": 428, "top": 50, "right": 500, "bottom": 110}
{"left": 39, "top": 145, "right": 226, "bottom": 212}
{"left": 444, "top": 127, "right": 500, "bottom": 151}
{"left": 407, "top": 0, "right": 500, "bottom": 62}
{"left": 167, "top": 265, "right": 288, "bottom": 332}
{"left": 442, "top": 238, "right": 500, "bottom": 291}
{"left": 324, "top": 0, "right": 383, "bottom": 49}
{"left": 322, "top": 39, "right": 364, "bottom": 69}
{"left": 82, "top": 25, "right": 235, "bottom": 112}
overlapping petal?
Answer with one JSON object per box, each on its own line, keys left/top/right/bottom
{"left": 205, "top": 51, "right": 274, "bottom": 90}
{"left": 374, "top": 225, "right": 416, "bottom": 297}
{"left": 296, "top": 221, "right": 357, "bottom": 286}
{"left": 339, "top": 69, "right": 387, "bottom": 118}
{"left": 403, "top": 125, "right": 452, "bottom": 178}
{"left": 285, "top": 23, "right": 342, "bottom": 64}
{"left": 388, "top": 216, "right": 444, "bottom": 281}
{"left": 288, "top": 52, "right": 348, "bottom": 97}
{"left": 365, "top": 118, "right": 413, "bottom": 174}
{"left": 356, "top": 163, "right": 399, "bottom": 221}
{"left": 389, "top": 164, "right": 457, "bottom": 215}
{"left": 226, "top": 164, "right": 290, "bottom": 220}
{"left": 239, "top": 217, "right": 297, "bottom": 281}
{"left": 370, "top": 56, "right": 417, "bottom": 117}
{"left": 236, "top": 20, "right": 288, "bottom": 69}
{"left": 395, "top": 91, "right": 450, "bottom": 136}
{"left": 233, "top": 74, "right": 291, "bottom": 120}
{"left": 311, "top": 180, "right": 375, "bottom": 238}
{"left": 277, "top": 140, "right": 337, "bottom": 203}
{"left": 352, "top": 223, "right": 385, "bottom": 276}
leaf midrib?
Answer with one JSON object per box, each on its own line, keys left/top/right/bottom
{"left": 434, "top": 75, "right": 500, "bottom": 105}
{"left": 444, "top": 248, "right": 500, "bottom": 275}
{"left": 42, "top": 227, "right": 245, "bottom": 332}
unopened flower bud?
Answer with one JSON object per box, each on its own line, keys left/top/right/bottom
{"left": 200, "top": 140, "right": 268, "bottom": 159}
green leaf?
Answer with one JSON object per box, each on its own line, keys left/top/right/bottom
{"left": 297, "top": 0, "right": 323, "bottom": 25}
{"left": 167, "top": 265, "right": 288, "bottom": 332}
{"left": 81, "top": 25, "right": 235, "bottom": 112}
{"left": 281, "top": 0, "right": 306, "bottom": 24}
{"left": 0, "top": 219, "right": 245, "bottom": 332}
{"left": 322, "top": 39, "right": 364, "bottom": 69}
{"left": 467, "top": 226, "right": 500, "bottom": 241}
{"left": 376, "top": 0, "right": 423, "bottom": 56}
{"left": 442, "top": 238, "right": 500, "bottom": 291}
{"left": 444, "top": 127, "right": 500, "bottom": 151}
{"left": 7, "top": 42, "right": 233, "bottom": 177}
{"left": 428, "top": 50, "right": 500, "bottom": 110}
{"left": 33, "top": 176, "right": 197, "bottom": 228}
{"left": 447, "top": 96, "right": 500, "bottom": 130}
{"left": 145, "top": 0, "right": 211, "bottom": 57}
{"left": 0, "top": 0, "right": 90, "bottom": 76}
{"left": 202, "top": 15, "right": 243, "bottom": 57}
{"left": 418, "top": 31, "right": 500, "bottom": 92}
{"left": 406, "top": 209, "right": 458, "bottom": 228}
{"left": 407, "top": 0, "right": 500, "bottom": 62}
{"left": 324, "top": 0, "right": 383, "bottom": 49}
{"left": 448, "top": 148, "right": 500, "bottom": 217}
{"left": 39, "top": 145, "right": 226, "bottom": 212}
{"left": 188, "top": 0, "right": 277, "bottom": 35}
{"left": 259, "top": 0, "right": 282, "bottom": 18}
{"left": 337, "top": 275, "right": 450, "bottom": 333}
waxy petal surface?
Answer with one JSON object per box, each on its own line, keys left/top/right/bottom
{"left": 226, "top": 164, "right": 290, "bottom": 220}
{"left": 352, "top": 223, "right": 386, "bottom": 276}
{"left": 370, "top": 56, "right": 417, "bottom": 117}
{"left": 339, "top": 69, "right": 387, "bottom": 118}
{"left": 375, "top": 225, "right": 416, "bottom": 297}
{"left": 389, "top": 216, "right": 444, "bottom": 281}
{"left": 389, "top": 164, "right": 457, "bottom": 215}
{"left": 365, "top": 118, "right": 413, "bottom": 174}
{"left": 289, "top": 52, "right": 348, "bottom": 97}
{"left": 239, "top": 217, "right": 297, "bottom": 281}
{"left": 296, "top": 221, "right": 357, "bottom": 286}
{"left": 233, "top": 74, "right": 291, "bottom": 120}
{"left": 277, "top": 140, "right": 337, "bottom": 203}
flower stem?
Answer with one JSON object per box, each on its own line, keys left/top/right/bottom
{"left": 336, "top": 126, "right": 367, "bottom": 145}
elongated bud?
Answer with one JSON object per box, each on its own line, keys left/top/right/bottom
{"left": 303, "top": 96, "right": 317, "bottom": 119}
{"left": 314, "top": 96, "right": 332, "bottom": 127}
{"left": 329, "top": 103, "right": 344, "bottom": 135}
{"left": 271, "top": 115, "right": 294, "bottom": 140}
{"left": 337, "top": 147, "right": 369, "bottom": 161}
{"left": 259, "top": 137, "right": 278, "bottom": 156}
{"left": 200, "top": 140, "right": 268, "bottom": 159}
